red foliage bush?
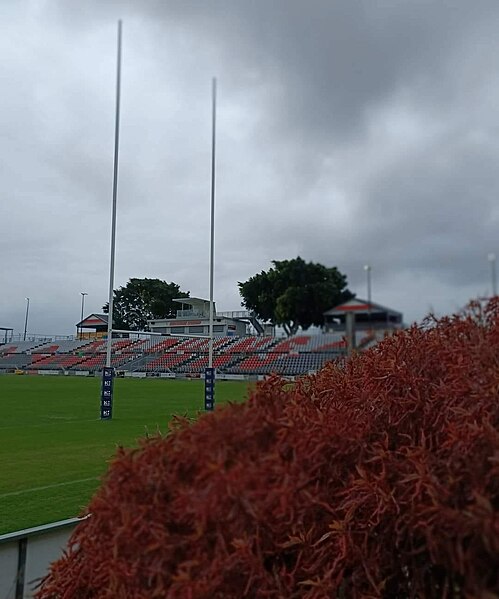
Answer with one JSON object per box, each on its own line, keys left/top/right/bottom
{"left": 37, "top": 300, "right": 499, "bottom": 598}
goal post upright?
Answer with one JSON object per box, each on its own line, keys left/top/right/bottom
{"left": 205, "top": 77, "right": 217, "bottom": 412}
{"left": 102, "top": 20, "right": 123, "bottom": 421}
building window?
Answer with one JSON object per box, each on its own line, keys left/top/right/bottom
{"left": 171, "top": 327, "right": 185, "bottom": 334}
{"left": 213, "top": 325, "right": 224, "bottom": 333}
{"left": 188, "top": 326, "right": 204, "bottom": 334}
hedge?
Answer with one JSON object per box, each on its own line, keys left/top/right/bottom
{"left": 37, "top": 300, "right": 499, "bottom": 598}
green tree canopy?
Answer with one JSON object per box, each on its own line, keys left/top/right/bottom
{"left": 238, "top": 257, "right": 354, "bottom": 336}
{"left": 103, "top": 278, "right": 189, "bottom": 331}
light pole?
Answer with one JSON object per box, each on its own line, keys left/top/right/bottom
{"left": 80, "top": 293, "right": 88, "bottom": 339}
{"left": 23, "top": 297, "right": 30, "bottom": 341}
{"left": 488, "top": 253, "right": 497, "bottom": 297}
{"left": 364, "top": 264, "right": 372, "bottom": 323}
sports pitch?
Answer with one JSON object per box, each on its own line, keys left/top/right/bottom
{"left": 0, "top": 375, "right": 249, "bottom": 534}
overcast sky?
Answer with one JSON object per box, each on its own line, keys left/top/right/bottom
{"left": 2, "top": 0, "right": 499, "bottom": 337}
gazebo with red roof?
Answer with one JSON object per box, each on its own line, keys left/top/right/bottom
{"left": 75, "top": 313, "right": 109, "bottom": 339}
{"left": 323, "top": 298, "right": 403, "bottom": 332}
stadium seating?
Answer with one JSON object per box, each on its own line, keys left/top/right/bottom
{"left": 142, "top": 353, "right": 196, "bottom": 373}
{"left": 31, "top": 344, "right": 60, "bottom": 354}
{"left": 79, "top": 340, "right": 106, "bottom": 354}
{"left": 0, "top": 353, "right": 35, "bottom": 369}
{"left": 271, "top": 333, "right": 346, "bottom": 353}
{"left": 26, "top": 355, "right": 88, "bottom": 371}
{"left": 225, "top": 337, "right": 278, "bottom": 353}
{"left": 0, "top": 332, "right": 366, "bottom": 376}
{"left": 226, "top": 353, "right": 278, "bottom": 374}
{"left": 271, "top": 336, "right": 310, "bottom": 352}
{"left": 143, "top": 338, "right": 180, "bottom": 354}
{"left": 175, "top": 353, "right": 242, "bottom": 374}
{"left": 263, "top": 353, "right": 335, "bottom": 375}
{"left": 76, "top": 353, "right": 137, "bottom": 370}
{"left": 0, "top": 341, "right": 50, "bottom": 354}
{"left": 32, "top": 340, "right": 95, "bottom": 354}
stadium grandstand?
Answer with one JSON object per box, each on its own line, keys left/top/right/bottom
{"left": 0, "top": 298, "right": 403, "bottom": 378}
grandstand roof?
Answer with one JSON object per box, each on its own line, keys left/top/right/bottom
{"left": 324, "top": 298, "right": 402, "bottom": 317}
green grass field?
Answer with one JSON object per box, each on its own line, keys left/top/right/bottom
{"left": 0, "top": 375, "right": 249, "bottom": 534}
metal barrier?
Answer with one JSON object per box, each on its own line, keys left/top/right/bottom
{"left": 0, "top": 517, "right": 86, "bottom": 598}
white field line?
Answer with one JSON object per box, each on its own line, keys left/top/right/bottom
{"left": 0, "top": 477, "right": 99, "bottom": 499}
{"left": 0, "top": 418, "right": 100, "bottom": 431}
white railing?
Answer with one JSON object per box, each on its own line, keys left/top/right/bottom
{"left": 216, "top": 310, "right": 253, "bottom": 319}
{"left": 0, "top": 517, "right": 86, "bottom": 598}
{"left": 0, "top": 334, "right": 74, "bottom": 344}
{"left": 175, "top": 309, "right": 205, "bottom": 318}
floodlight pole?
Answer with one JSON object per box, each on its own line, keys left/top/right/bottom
{"left": 80, "top": 292, "right": 88, "bottom": 339}
{"left": 23, "top": 297, "right": 30, "bottom": 341}
{"left": 364, "top": 264, "right": 372, "bottom": 323}
{"left": 102, "top": 20, "right": 122, "bottom": 421}
{"left": 488, "top": 253, "right": 497, "bottom": 297}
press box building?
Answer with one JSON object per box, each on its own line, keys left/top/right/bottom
{"left": 148, "top": 298, "right": 247, "bottom": 337}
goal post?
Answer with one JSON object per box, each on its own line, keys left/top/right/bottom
{"left": 100, "top": 329, "right": 216, "bottom": 419}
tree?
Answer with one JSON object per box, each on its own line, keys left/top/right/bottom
{"left": 103, "top": 278, "right": 189, "bottom": 331}
{"left": 238, "top": 257, "right": 354, "bottom": 336}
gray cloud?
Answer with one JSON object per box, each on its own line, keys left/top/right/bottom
{"left": 2, "top": 0, "right": 499, "bottom": 336}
